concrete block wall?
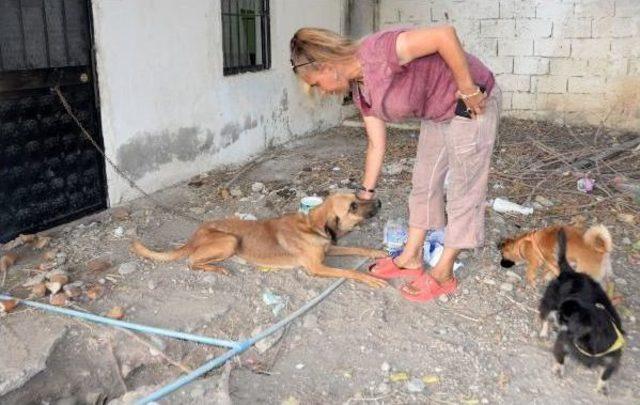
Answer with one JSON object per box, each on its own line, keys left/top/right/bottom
{"left": 376, "top": 0, "right": 640, "bottom": 130}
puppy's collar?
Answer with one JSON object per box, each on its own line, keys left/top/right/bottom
{"left": 573, "top": 304, "right": 625, "bottom": 357}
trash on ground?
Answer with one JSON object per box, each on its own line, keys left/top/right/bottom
{"left": 262, "top": 290, "right": 286, "bottom": 316}
{"left": 490, "top": 197, "right": 533, "bottom": 215}
{"left": 389, "top": 372, "right": 409, "bottom": 382}
{"left": 234, "top": 212, "right": 258, "bottom": 221}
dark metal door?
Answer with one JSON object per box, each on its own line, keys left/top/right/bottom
{"left": 0, "top": 0, "right": 107, "bottom": 243}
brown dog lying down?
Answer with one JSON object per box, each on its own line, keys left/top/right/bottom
{"left": 132, "top": 193, "right": 388, "bottom": 287}
{"left": 499, "top": 225, "right": 612, "bottom": 287}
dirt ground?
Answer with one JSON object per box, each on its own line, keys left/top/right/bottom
{"left": 1, "top": 119, "right": 639, "bottom": 405}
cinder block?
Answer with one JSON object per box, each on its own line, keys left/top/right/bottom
{"left": 611, "top": 38, "right": 640, "bottom": 57}
{"left": 514, "top": 56, "right": 550, "bottom": 74}
{"left": 553, "top": 18, "right": 591, "bottom": 38}
{"left": 496, "top": 74, "right": 531, "bottom": 91}
{"left": 571, "top": 39, "right": 611, "bottom": 58}
{"left": 500, "top": 90, "right": 513, "bottom": 110}
{"left": 512, "top": 92, "right": 536, "bottom": 109}
{"left": 550, "top": 59, "right": 588, "bottom": 76}
{"left": 575, "top": 0, "right": 614, "bottom": 18}
{"left": 535, "top": 2, "right": 574, "bottom": 20}
{"left": 481, "top": 19, "right": 516, "bottom": 37}
{"left": 499, "top": 0, "right": 536, "bottom": 19}
{"left": 615, "top": 0, "right": 640, "bottom": 17}
{"left": 464, "top": 38, "right": 498, "bottom": 57}
{"left": 586, "top": 58, "right": 629, "bottom": 76}
{"left": 482, "top": 56, "right": 514, "bottom": 74}
{"left": 536, "top": 93, "right": 565, "bottom": 110}
{"left": 498, "top": 38, "right": 534, "bottom": 56}
{"left": 533, "top": 76, "right": 567, "bottom": 93}
{"left": 515, "top": 19, "right": 553, "bottom": 38}
{"left": 593, "top": 17, "right": 637, "bottom": 38}
{"left": 569, "top": 76, "right": 607, "bottom": 93}
{"left": 534, "top": 38, "right": 571, "bottom": 57}
{"left": 431, "top": 1, "right": 500, "bottom": 21}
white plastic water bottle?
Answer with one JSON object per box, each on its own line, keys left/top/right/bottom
{"left": 491, "top": 197, "right": 533, "bottom": 215}
{"left": 383, "top": 218, "right": 407, "bottom": 255}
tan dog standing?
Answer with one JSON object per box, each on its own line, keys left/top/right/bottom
{"left": 132, "top": 193, "right": 388, "bottom": 287}
{"left": 498, "top": 225, "right": 612, "bottom": 287}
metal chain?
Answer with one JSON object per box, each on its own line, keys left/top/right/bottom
{"left": 53, "top": 86, "right": 203, "bottom": 223}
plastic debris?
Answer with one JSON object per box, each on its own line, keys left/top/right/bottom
{"left": 234, "top": 212, "right": 257, "bottom": 221}
{"left": 389, "top": 372, "right": 409, "bottom": 382}
{"left": 383, "top": 218, "right": 408, "bottom": 256}
{"left": 406, "top": 378, "right": 425, "bottom": 393}
{"left": 577, "top": 176, "right": 595, "bottom": 193}
{"left": 262, "top": 290, "right": 286, "bottom": 316}
{"left": 491, "top": 197, "right": 533, "bottom": 215}
{"left": 422, "top": 375, "right": 440, "bottom": 384}
{"left": 423, "top": 229, "right": 463, "bottom": 272}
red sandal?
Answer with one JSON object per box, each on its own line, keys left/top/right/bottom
{"left": 400, "top": 273, "right": 457, "bottom": 302}
{"left": 369, "top": 257, "right": 423, "bottom": 280}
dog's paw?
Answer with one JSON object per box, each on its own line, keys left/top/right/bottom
{"left": 596, "top": 379, "right": 609, "bottom": 396}
{"left": 362, "top": 275, "right": 388, "bottom": 288}
{"left": 539, "top": 321, "right": 549, "bottom": 339}
{"left": 552, "top": 363, "right": 565, "bottom": 378}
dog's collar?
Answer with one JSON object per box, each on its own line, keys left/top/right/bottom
{"left": 573, "top": 304, "right": 625, "bottom": 357}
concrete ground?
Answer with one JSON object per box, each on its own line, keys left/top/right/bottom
{"left": 1, "top": 120, "right": 638, "bottom": 405}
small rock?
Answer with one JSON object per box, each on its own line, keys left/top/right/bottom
{"left": 295, "top": 363, "right": 305, "bottom": 370}
{"left": 380, "top": 362, "right": 391, "bottom": 372}
{"left": 190, "top": 387, "right": 205, "bottom": 398}
{"left": 148, "top": 281, "right": 157, "bottom": 290}
{"left": 438, "top": 294, "right": 449, "bottom": 303}
{"left": 230, "top": 187, "right": 243, "bottom": 198}
{"left": 251, "top": 182, "right": 265, "bottom": 192}
{"left": 332, "top": 166, "right": 341, "bottom": 171}
{"left": 622, "top": 237, "right": 631, "bottom": 245}
{"left": 111, "top": 207, "right": 130, "bottom": 221}
{"left": 500, "top": 282, "right": 514, "bottom": 292}
{"left": 86, "top": 285, "right": 103, "bottom": 300}
{"left": 0, "top": 299, "right": 18, "bottom": 313}
{"left": 406, "top": 378, "right": 425, "bottom": 393}
{"left": 463, "top": 288, "right": 470, "bottom": 295}
{"left": 49, "top": 293, "right": 68, "bottom": 306}
{"left": 113, "top": 226, "right": 125, "bottom": 238}
{"left": 190, "top": 207, "right": 205, "bottom": 215}
{"left": 482, "top": 278, "right": 496, "bottom": 286}
{"left": 234, "top": 212, "right": 257, "bottom": 221}
{"left": 30, "top": 283, "right": 47, "bottom": 298}
{"left": 23, "top": 274, "right": 46, "bottom": 287}
{"left": 118, "top": 262, "right": 137, "bottom": 275}
{"left": 86, "top": 259, "right": 111, "bottom": 272}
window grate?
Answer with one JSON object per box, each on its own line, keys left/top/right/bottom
{"left": 221, "top": 0, "right": 270, "bottom": 76}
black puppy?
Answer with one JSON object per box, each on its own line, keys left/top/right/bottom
{"left": 538, "top": 229, "right": 625, "bottom": 395}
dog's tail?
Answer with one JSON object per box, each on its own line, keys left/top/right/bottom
{"left": 583, "top": 224, "right": 613, "bottom": 254}
{"left": 131, "top": 240, "right": 192, "bottom": 262}
{"left": 557, "top": 228, "right": 574, "bottom": 274}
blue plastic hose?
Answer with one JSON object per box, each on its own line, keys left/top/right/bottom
{"left": 0, "top": 294, "right": 239, "bottom": 349}
{"left": 136, "top": 275, "right": 349, "bottom": 404}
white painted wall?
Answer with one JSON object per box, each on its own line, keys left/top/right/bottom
{"left": 92, "top": 0, "right": 349, "bottom": 205}
{"left": 369, "top": 0, "right": 640, "bottom": 130}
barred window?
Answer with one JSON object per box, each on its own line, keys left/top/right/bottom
{"left": 221, "top": 0, "right": 271, "bottom": 75}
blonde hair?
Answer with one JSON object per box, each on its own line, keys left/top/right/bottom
{"left": 290, "top": 28, "right": 358, "bottom": 72}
